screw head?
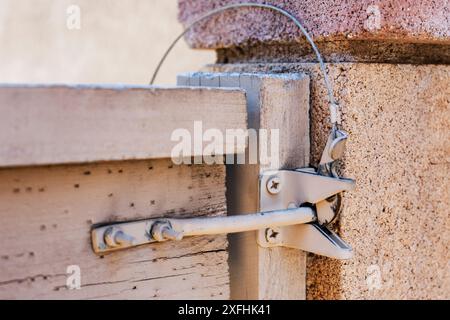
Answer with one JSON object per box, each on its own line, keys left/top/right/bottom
{"left": 265, "top": 227, "right": 281, "bottom": 244}
{"left": 266, "top": 176, "right": 281, "bottom": 194}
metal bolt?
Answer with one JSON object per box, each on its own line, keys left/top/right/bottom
{"left": 151, "top": 221, "right": 184, "bottom": 242}
{"left": 266, "top": 176, "right": 281, "bottom": 194}
{"left": 104, "top": 227, "right": 134, "bottom": 248}
{"left": 265, "top": 227, "right": 281, "bottom": 244}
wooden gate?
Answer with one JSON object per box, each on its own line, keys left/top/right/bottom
{"left": 0, "top": 73, "right": 310, "bottom": 299}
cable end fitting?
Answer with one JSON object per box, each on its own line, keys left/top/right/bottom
{"left": 330, "top": 103, "right": 341, "bottom": 126}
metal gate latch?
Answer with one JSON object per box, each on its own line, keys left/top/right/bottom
{"left": 92, "top": 127, "right": 354, "bottom": 259}
{"left": 258, "top": 127, "right": 355, "bottom": 259}
{"left": 257, "top": 168, "right": 354, "bottom": 259}
{"left": 91, "top": 170, "right": 354, "bottom": 258}
{"left": 91, "top": 127, "right": 355, "bottom": 259}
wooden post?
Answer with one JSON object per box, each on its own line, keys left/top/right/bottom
{"left": 178, "top": 73, "right": 310, "bottom": 299}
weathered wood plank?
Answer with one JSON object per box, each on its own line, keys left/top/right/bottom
{"left": 258, "top": 76, "right": 310, "bottom": 299}
{"left": 0, "top": 84, "right": 247, "bottom": 167}
{"left": 0, "top": 159, "right": 229, "bottom": 299}
{"left": 179, "top": 72, "right": 310, "bottom": 299}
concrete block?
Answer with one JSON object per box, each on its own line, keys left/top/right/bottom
{"left": 179, "top": 0, "right": 450, "bottom": 63}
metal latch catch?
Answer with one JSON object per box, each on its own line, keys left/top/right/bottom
{"left": 258, "top": 169, "right": 355, "bottom": 260}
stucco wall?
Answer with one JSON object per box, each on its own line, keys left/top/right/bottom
{"left": 179, "top": 0, "right": 449, "bottom": 64}
{"left": 0, "top": 0, "right": 214, "bottom": 84}
{"left": 209, "top": 62, "right": 449, "bottom": 299}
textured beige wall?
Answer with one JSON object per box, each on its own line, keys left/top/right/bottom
{"left": 179, "top": 0, "right": 450, "bottom": 46}
{"left": 179, "top": 0, "right": 450, "bottom": 64}
{"left": 209, "top": 62, "right": 450, "bottom": 300}
{"left": 0, "top": 0, "right": 214, "bottom": 84}
{"left": 303, "top": 63, "right": 450, "bottom": 299}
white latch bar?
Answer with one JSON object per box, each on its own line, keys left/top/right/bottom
{"left": 92, "top": 168, "right": 355, "bottom": 259}
{"left": 91, "top": 206, "right": 315, "bottom": 254}
{"left": 169, "top": 207, "right": 315, "bottom": 237}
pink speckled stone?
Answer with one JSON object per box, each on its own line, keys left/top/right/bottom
{"left": 178, "top": 0, "right": 450, "bottom": 48}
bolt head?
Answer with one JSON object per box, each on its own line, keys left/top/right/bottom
{"left": 104, "top": 227, "right": 121, "bottom": 248}
{"left": 266, "top": 176, "right": 281, "bottom": 194}
{"left": 265, "top": 227, "right": 281, "bottom": 244}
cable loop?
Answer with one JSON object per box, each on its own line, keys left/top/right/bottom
{"left": 150, "top": 3, "right": 340, "bottom": 126}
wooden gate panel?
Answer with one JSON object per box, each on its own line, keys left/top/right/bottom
{"left": 0, "top": 159, "right": 229, "bottom": 299}
{"left": 0, "top": 84, "right": 247, "bottom": 299}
